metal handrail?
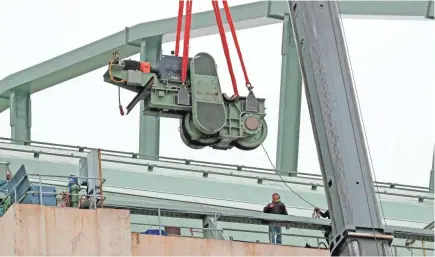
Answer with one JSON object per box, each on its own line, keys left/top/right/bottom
{"left": 1, "top": 172, "right": 432, "bottom": 255}
{"left": 0, "top": 145, "right": 432, "bottom": 202}
{"left": 0, "top": 173, "right": 105, "bottom": 207}
{"left": 131, "top": 221, "right": 435, "bottom": 254}
{"left": 0, "top": 137, "right": 431, "bottom": 192}
{"left": 28, "top": 176, "right": 433, "bottom": 227}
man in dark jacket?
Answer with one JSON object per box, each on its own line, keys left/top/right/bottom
{"left": 314, "top": 207, "right": 331, "bottom": 245}
{"left": 263, "top": 193, "right": 288, "bottom": 244}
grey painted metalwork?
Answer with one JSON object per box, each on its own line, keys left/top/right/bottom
{"left": 287, "top": 1, "right": 397, "bottom": 255}
{"left": 202, "top": 215, "right": 225, "bottom": 240}
{"left": 138, "top": 36, "right": 162, "bottom": 159}
{"left": 275, "top": 14, "right": 302, "bottom": 176}
{"left": 102, "top": 198, "right": 434, "bottom": 243}
{"left": 405, "top": 221, "right": 434, "bottom": 247}
{"left": 78, "top": 149, "right": 102, "bottom": 208}
{"left": 9, "top": 90, "right": 31, "bottom": 144}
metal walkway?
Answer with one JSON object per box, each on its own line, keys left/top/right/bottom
{"left": 0, "top": 137, "right": 432, "bottom": 229}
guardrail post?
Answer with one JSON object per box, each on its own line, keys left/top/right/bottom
{"left": 157, "top": 208, "right": 162, "bottom": 235}
{"left": 38, "top": 175, "right": 43, "bottom": 205}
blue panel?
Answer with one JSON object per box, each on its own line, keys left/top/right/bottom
{"left": 22, "top": 185, "right": 57, "bottom": 206}
{"left": 141, "top": 229, "right": 168, "bottom": 236}
{"left": 7, "top": 165, "right": 31, "bottom": 203}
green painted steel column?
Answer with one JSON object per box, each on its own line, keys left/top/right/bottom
{"left": 10, "top": 90, "right": 31, "bottom": 144}
{"left": 139, "top": 36, "right": 162, "bottom": 160}
{"left": 275, "top": 14, "right": 302, "bottom": 176}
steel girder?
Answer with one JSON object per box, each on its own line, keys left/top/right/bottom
{"left": 24, "top": 174, "right": 435, "bottom": 242}
{"left": 0, "top": 140, "right": 432, "bottom": 226}
{"left": 0, "top": 1, "right": 433, "bottom": 112}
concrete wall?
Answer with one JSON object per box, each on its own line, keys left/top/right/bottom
{"left": 0, "top": 204, "right": 132, "bottom": 256}
{"left": 0, "top": 204, "right": 329, "bottom": 256}
{"left": 131, "top": 233, "right": 329, "bottom": 256}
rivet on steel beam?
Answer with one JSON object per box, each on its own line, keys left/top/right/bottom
{"left": 203, "top": 172, "right": 208, "bottom": 178}
{"left": 78, "top": 147, "right": 85, "bottom": 152}
{"left": 33, "top": 152, "right": 39, "bottom": 158}
{"left": 389, "top": 183, "right": 395, "bottom": 189}
{"left": 257, "top": 178, "right": 263, "bottom": 184}
{"left": 24, "top": 141, "right": 30, "bottom": 146}
{"left": 311, "top": 184, "right": 317, "bottom": 190}
{"left": 237, "top": 165, "right": 243, "bottom": 171}
{"left": 147, "top": 165, "right": 154, "bottom": 172}
{"left": 185, "top": 159, "right": 191, "bottom": 165}
{"left": 418, "top": 197, "right": 424, "bottom": 203}
{"left": 132, "top": 153, "right": 138, "bottom": 158}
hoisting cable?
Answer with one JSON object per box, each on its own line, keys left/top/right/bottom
{"left": 211, "top": 0, "right": 239, "bottom": 98}
{"left": 260, "top": 144, "right": 326, "bottom": 247}
{"left": 174, "top": 0, "right": 185, "bottom": 57}
{"left": 260, "top": 144, "right": 318, "bottom": 209}
{"left": 222, "top": 0, "right": 252, "bottom": 92}
{"left": 181, "top": 0, "right": 193, "bottom": 85}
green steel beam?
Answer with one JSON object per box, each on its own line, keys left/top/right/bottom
{"left": 0, "top": 1, "right": 432, "bottom": 113}
{"left": 139, "top": 36, "right": 161, "bottom": 159}
{"left": 0, "top": 140, "right": 433, "bottom": 225}
{"left": 10, "top": 90, "right": 31, "bottom": 144}
{"left": 276, "top": 14, "right": 302, "bottom": 176}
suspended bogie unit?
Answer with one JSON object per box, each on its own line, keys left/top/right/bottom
{"left": 103, "top": 52, "right": 267, "bottom": 151}
{"left": 103, "top": 0, "right": 268, "bottom": 151}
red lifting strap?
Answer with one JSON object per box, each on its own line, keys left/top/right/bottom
{"left": 211, "top": 0, "right": 239, "bottom": 97}
{"left": 174, "top": 0, "right": 185, "bottom": 57}
{"left": 174, "top": 0, "right": 252, "bottom": 95}
{"left": 181, "top": 0, "right": 193, "bottom": 84}
{"left": 222, "top": 0, "right": 251, "bottom": 89}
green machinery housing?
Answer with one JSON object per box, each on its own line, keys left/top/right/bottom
{"left": 103, "top": 52, "right": 268, "bottom": 151}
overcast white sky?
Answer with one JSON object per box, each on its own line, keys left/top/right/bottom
{"left": 0, "top": 0, "right": 433, "bottom": 187}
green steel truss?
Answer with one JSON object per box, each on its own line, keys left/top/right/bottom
{"left": 0, "top": 1, "right": 432, "bottom": 110}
